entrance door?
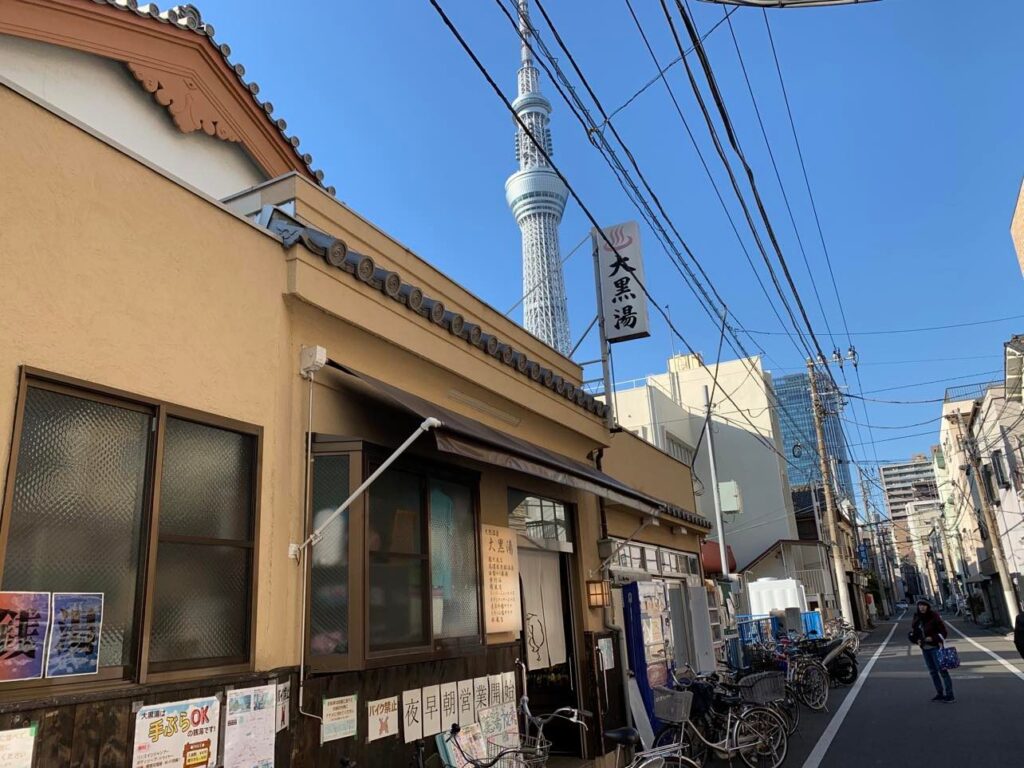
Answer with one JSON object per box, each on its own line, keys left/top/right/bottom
{"left": 518, "top": 547, "right": 582, "bottom": 758}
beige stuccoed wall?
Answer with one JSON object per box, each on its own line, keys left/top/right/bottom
{"left": 0, "top": 82, "right": 621, "bottom": 671}
{"left": 0, "top": 84, "right": 296, "bottom": 670}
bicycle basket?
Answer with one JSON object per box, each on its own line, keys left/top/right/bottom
{"left": 485, "top": 733, "right": 550, "bottom": 768}
{"left": 736, "top": 672, "right": 785, "bottom": 705}
{"left": 652, "top": 686, "right": 693, "bottom": 724}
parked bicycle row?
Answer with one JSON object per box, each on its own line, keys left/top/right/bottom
{"left": 397, "top": 620, "right": 862, "bottom": 768}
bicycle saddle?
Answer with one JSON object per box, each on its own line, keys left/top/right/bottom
{"left": 604, "top": 726, "right": 641, "bottom": 747}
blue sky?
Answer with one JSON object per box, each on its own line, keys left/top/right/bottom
{"left": 201, "top": 0, "right": 1023, "bottom": 487}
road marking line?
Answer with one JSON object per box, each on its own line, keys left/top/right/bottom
{"left": 800, "top": 615, "right": 903, "bottom": 768}
{"left": 948, "top": 623, "right": 1024, "bottom": 682}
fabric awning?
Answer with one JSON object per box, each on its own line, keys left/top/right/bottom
{"left": 326, "top": 360, "right": 710, "bottom": 529}
{"left": 701, "top": 541, "right": 737, "bottom": 576}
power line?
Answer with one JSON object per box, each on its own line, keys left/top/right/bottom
{"left": 742, "top": 312, "right": 1024, "bottom": 337}
{"left": 841, "top": 415, "right": 943, "bottom": 431}
{"left": 595, "top": 5, "right": 738, "bottom": 131}
{"left": 662, "top": 0, "right": 837, "bottom": 375}
{"left": 429, "top": 0, "right": 821, "bottom": 482}
{"left": 862, "top": 369, "right": 1003, "bottom": 395}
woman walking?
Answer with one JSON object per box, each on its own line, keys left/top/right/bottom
{"left": 910, "top": 599, "right": 954, "bottom": 703}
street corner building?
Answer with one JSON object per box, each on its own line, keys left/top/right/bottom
{"left": 0, "top": 2, "right": 711, "bottom": 765}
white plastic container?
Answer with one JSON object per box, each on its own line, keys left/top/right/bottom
{"left": 747, "top": 577, "right": 808, "bottom": 616}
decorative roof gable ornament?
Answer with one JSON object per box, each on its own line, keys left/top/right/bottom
{"left": 127, "top": 62, "right": 241, "bottom": 142}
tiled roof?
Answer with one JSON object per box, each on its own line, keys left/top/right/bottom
{"left": 93, "top": 1, "right": 334, "bottom": 194}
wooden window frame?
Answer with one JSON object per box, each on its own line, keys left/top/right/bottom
{"left": 306, "top": 440, "right": 485, "bottom": 672}
{"left": 0, "top": 367, "right": 262, "bottom": 697}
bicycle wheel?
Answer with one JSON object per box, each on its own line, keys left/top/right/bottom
{"left": 735, "top": 707, "right": 788, "bottom": 768}
{"left": 653, "top": 723, "right": 705, "bottom": 767}
{"left": 795, "top": 662, "right": 829, "bottom": 711}
{"left": 773, "top": 692, "right": 800, "bottom": 737}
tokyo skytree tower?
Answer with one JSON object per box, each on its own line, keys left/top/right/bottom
{"left": 504, "top": 0, "right": 571, "bottom": 356}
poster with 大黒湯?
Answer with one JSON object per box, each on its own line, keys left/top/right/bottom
{"left": 45, "top": 592, "right": 102, "bottom": 678}
{"left": 0, "top": 592, "right": 50, "bottom": 683}
{"left": 481, "top": 525, "right": 521, "bottom": 633}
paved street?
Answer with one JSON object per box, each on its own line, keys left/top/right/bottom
{"left": 786, "top": 613, "right": 1024, "bottom": 767}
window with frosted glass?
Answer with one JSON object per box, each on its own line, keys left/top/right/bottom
{"left": 2, "top": 386, "right": 151, "bottom": 673}
{"left": 368, "top": 469, "right": 428, "bottom": 651}
{"left": 310, "top": 454, "right": 350, "bottom": 655}
{"left": 149, "top": 417, "right": 255, "bottom": 665}
{"left": 430, "top": 479, "right": 478, "bottom": 639}
{"left": 0, "top": 379, "right": 259, "bottom": 683}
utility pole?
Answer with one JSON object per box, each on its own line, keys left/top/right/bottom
{"left": 808, "top": 360, "right": 854, "bottom": 623}
{"left": 954, "top": 410, "right": 1019, "bottom": 625}
{"left": 704, "top": 385, "right": 729, "bottom": 579}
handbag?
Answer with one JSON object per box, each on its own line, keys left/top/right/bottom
{"left": 937, "top": 645, "right": 960, "bottom": 670}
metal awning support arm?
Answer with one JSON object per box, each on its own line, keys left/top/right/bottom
{"left": 289, "top": 416, "right": 442, "bottom": 559}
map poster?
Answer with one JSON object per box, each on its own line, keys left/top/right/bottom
{"left": 481, "top": 526, "right": 521, "bottom": 633}
{"left": 0, "top": 592, "right": 50, "bottom": 682}
{"left": 366, "top": 696, "right": 399, "bottom": 742}
{"left": 0, "top": 725, "right": 36, "bottom": 768}
{"left": 132, "top": 696, "right": 219, "bottom": 768}
{"left": 45, "top": 592, "right": 102, "bottom": 678}
{"left": 322, "top": 695, "right": 357, "bottom": 744}
{"left": 224, "top": 685, "right": 276, "bottom": 768}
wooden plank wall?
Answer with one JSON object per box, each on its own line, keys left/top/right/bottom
{"left": 0, "top": 643, "right": 520, "bottom": 767}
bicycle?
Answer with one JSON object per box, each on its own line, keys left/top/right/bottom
{"left": 655, "top": 670, "right": 788, "bottom": 768}
{"left": 599, "top": 688, "right": 701, "bottom": 768}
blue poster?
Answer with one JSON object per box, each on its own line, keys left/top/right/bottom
{"left": 45, "top": 592, "right": 103, "bottom": 678}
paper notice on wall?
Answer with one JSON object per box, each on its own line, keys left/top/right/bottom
{"left": 224, "top": 685, "right": 276, "bottom": 768}
{"left": 473, "top": 677, "right": 489, "bottom": 714}
{"left": 322, "top": 695, "right": 357, "bottom": 743}
{"left": 440, "top": 683, "right": 458, "bottom": 734}
{"left": 0, "top": 592, "right": 50, "bottom": 682}
{"left": 45, "top": 592, "right": 102, "bottom": 678}
{"left": 0, "top": 725, "right": 35, "bottom": 768}
{"left": 132, "top": 697, "right": 219, "bottom": 768}
{"left": 501, "top": 671, "right": 516, "bottom": 705}
{"left": 422, "top": 685, "right": 441, "bottom": 737}
{"left": 457, "top": 680, "right": 475, "bottom": 727}
{"left": 481, "top": 525, "right": 522, "bottom": 633}
{"left": 367, "top": 696, "right": 399, "bottom": 742}
{"left": 477, "top": 703, "right": 518, "bottom": 750}
{"left": 598, "top": 637, "right": 615, "bottom": 671}
{"left": 402, "top": 689, "right": 422, "bottom": 743}
{"left": 276, "top": 679, "right": 291, "bottom": 733}
{"left": 518, "top": 549, "right": 567, "bottom": 670}
{"left": 487, "top": 675, "right": 502, "bottom": 707}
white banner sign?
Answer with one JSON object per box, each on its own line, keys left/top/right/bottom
{"left": 594, "top": 221, "right": 650, "bottom": 343}
{"left": 132, "top": 696, "right": 219, "bottom": 768}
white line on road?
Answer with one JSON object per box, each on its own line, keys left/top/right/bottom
{"left": 948, "top": 622, "right": 1024, "bottom": 682}
{"left": 800, "top": 615, "right": 904, "bottom": 768}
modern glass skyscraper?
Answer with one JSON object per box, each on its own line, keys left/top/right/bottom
{"left": 772, "top": 372, "right": 856, "bottom": 502}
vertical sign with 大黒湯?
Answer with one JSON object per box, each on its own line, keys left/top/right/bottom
{"left": 322, "top": 695, "right": 357, "bottom": 743}
{"left": 367, "top": 696, "right": 399, "bottom": 742}
{"left": 132, "top": 697, "right": 219, "bottom": 768}
{"left": 593, "top": 221, "right": 650, "bottom": 343}
{"left": 46, "top": 592, "right": 102, "bottom": 678}
{"left": 481, "top": 526, "right": 521, "bottom": 633}
{"left": 0, "top": 592, "right": 50, "bottom": 682}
